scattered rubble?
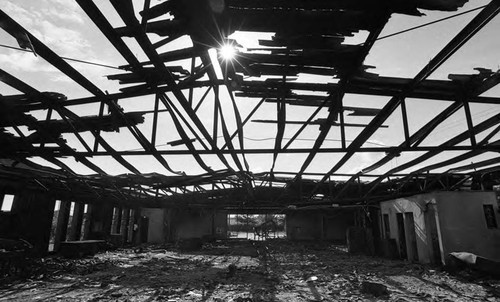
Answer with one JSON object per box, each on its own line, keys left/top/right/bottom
{"left": 0, "top": 240, "right": 499, "bottom": 301}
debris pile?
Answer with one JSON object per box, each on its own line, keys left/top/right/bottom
{"left": 0, "top": 241, "right": 498, "bottom": 301}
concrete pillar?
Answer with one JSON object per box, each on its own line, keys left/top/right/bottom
{"left": 111, "top": 207, "right": 118, "bottom": 234}
{"left": 0, "top": 190, "right": 4, "bottom": 209}
{"left": 54, "top": 200, "right": 71, "bottom": 251}
{"left": 82, "top": 204, "right": 93, "bottom": 240}
{"left": 128, "top": 209, "right": 136, "bottom": 243}
{"left": 9, "top": 192, "right": 56, "bottom": 255}
{"left": 133, "top": 208, "right": 141, "bottom": 244}
{"left": 68, "top": 202, "right": 85, "bottom": 241}
{"left": 115, "top": 207, "right": 123, "bottom": 234}
{"left": 9, "top": 194, "right": 22, "bottom": 213}
{"left": 121, "top": 208, "right": 130, "bottom": 243}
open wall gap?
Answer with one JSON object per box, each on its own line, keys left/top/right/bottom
{"left": 227, "top": 214, "right": 286, "bottom": 240}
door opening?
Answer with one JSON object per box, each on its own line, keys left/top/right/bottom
{"left": 396, "top": 213, "right": 407, "bottom": 259}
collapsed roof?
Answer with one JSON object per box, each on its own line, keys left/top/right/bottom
{"left": 0, "top": 0, "right": 499, "bottom": 209}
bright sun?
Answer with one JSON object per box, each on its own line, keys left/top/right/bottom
{"left": 220, "top": 44, "right": 236, "bottom": 60}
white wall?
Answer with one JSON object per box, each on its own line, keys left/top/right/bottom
{"left": 381, "top": 191, "right": 500, "bottom": 263}
{"left": 380, "top": 194, "right": 437, "bottom": 263}
{"left": 434, "top": 191, "right": 500, "bottom": 261}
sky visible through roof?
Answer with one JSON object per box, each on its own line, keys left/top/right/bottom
{"left": 1, "top": 0, "right": 500, "bottom": 181}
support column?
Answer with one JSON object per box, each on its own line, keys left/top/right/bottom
{"left": 121, "top": 208, "right": 130, "bottom": 243}
{"left": 127, "top": 209, "right": 135, "bottom": 243}
{"left": 9, "top": 192, "right": 56, "bottom": 255}
{"left": 68, "top": 202, "right": 85, "bottom": 241}
{"left": 82, "top": 204, "right": 93, "bottom": 240}
{"left": 133, "top": 208, "right": 141, "bottom": 244}
{"left": 54, "top": 200, "right": 71, "bottom": 252}
{"left": 115, "top": 207, "right": 123, "bottom": 234}
{"left": 0, "top": 189, "right": 4, "bottom": 209}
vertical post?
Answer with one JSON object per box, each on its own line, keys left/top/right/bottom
{"left": 69, "top": 202, "right": 84, "bottom": 241}
{"left": 115, "top": 206, "right": 123, "bottom": 234}
{"left": 189, "top": 57, "right": 196, "bottom": 106}
{"left": 82, "top": 204, "right": 92, "bottom": 240}
{"left": 320, "top": 213, "right": 324, "bottom": 240}
{"left": 133, "top": 208, "right": 141, "bottom": 244}
{"left": 462, "top": 99, "right": 476, "bottom": 146}
{"left": 54, "top": 200, "right": 71, "bottom": 251}
{"left": 400, "top": 98, "right": 410, "bottom": 147}
{"left": 93, "top": 101, "right": 105, "bottom": 152}
{"left": 0, "top": 189, "right": 4, "bottom": 209}
{"left": 128, "top": 209, "right": 135, "bottom": 243}
{"left": 151, "top": 94, "right": 160, "bottom": 146}
{"left": 338, "top": 95, "right": 346, "bottom": 149}
{"left": 213, "top": 85, "right": 219, "bottom": 146}
{"left": 111, "top": 207, "right": 118, "bottom": 233}
{"left": 40, "top": 108, "right": 53, "bottom": 148}
{"left": 121, "top": 208, "right": 130, "bottom": 243}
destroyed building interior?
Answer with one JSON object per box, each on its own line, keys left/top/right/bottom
{"left": 1, "top": 0, "right": 500, "bottom": 301}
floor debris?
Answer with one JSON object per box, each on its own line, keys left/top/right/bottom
{"left": 0, "top": 240, "right": 499, "bottom": 301}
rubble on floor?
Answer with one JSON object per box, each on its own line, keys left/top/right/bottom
{"left": 0, "top": 240, "right": 499, "bottom": 301}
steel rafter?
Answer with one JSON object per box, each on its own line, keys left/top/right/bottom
{"left": 313, "top": 1, "right": 500, "bottom": 195}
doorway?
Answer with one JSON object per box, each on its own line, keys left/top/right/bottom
{"left": 396, "top": 213, "right": 407, "bottom": 259}
{"left": 404, "top": 212, "right": 419, "bottom": 261}
{"left": 140, "top": 216, "right": 149, "bottom": 243}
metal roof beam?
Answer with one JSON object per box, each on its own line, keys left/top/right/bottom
{"left": 316, "top": 1, "right": 500, "bottom": 190}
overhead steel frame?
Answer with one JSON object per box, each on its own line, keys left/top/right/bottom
{"left": 0, "top": 0, "right": 499, "bottom": 207}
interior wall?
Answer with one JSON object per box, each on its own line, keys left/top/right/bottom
{"left": 213, "top": 210, "right": 228, "bottom": 239}
{"left": 380, "top": 194, "right": 437, "bottom": 263}
{"left": 381, "top": 191, "right": 500, "bottom": 263}
{"left": 141, "top": 208, "right": 167, "bottom": 243}
{"left": 323, "top": 210, "right": 354, "bottom": 242}
{"left": 434, "top": 191, "right": 500, "bottom": 261}
{"left": 162, "top": 209, "right": 228, "bottom": 241}
{"left": 286, "top": 211, "right": 322, "bottom": 240}
{"left": 0, "top": 191, "right": 55, "bottom": 255}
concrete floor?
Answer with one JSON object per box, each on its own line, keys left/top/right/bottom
{"left": 0, "top": 240, "right": 499, "bottom": 301}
